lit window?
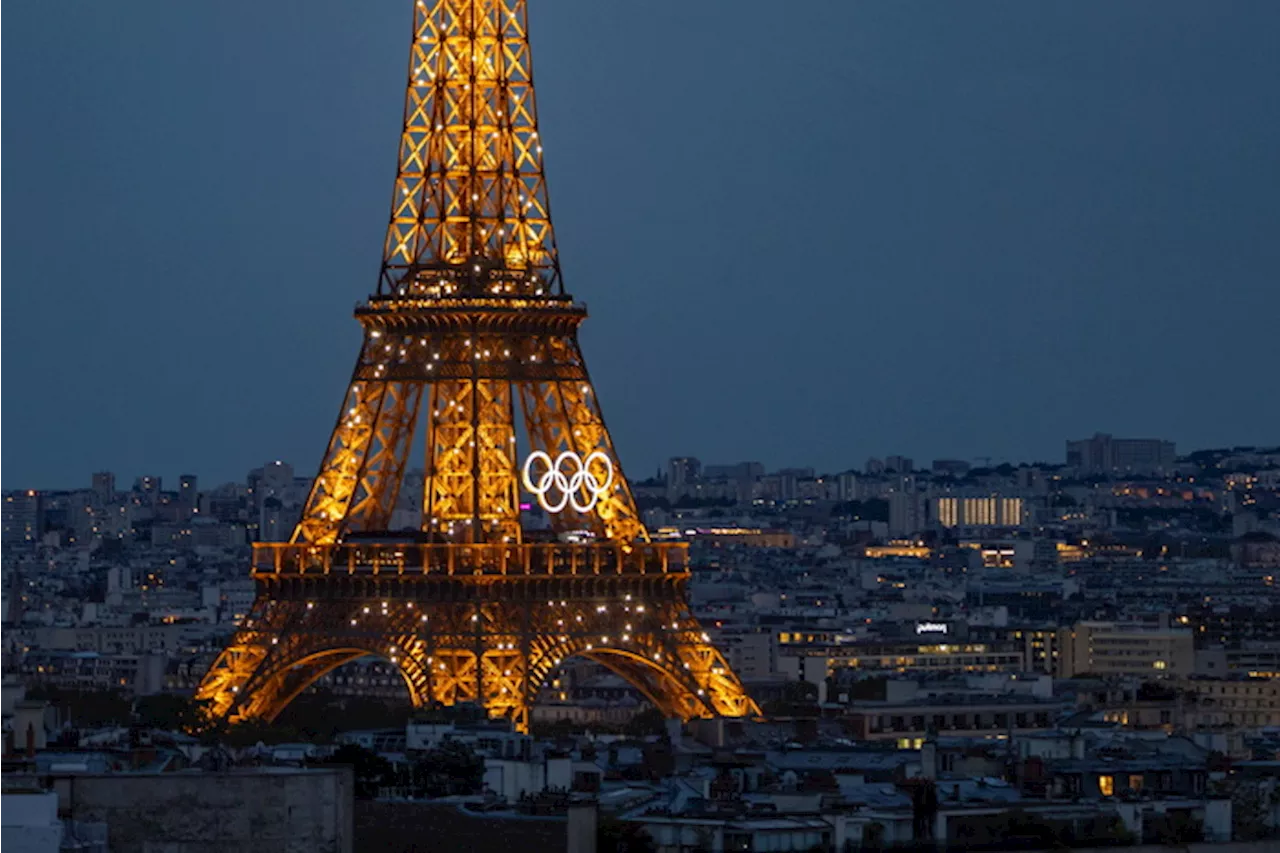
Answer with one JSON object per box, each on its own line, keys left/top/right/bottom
{"left": 1153, "top": 660, "right": 1167, "bottom": 670}
{"left": 1099, "top": 775, "right": 1114, "bottom": 796}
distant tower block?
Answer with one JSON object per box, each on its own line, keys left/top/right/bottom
{"left": 195, "top": 0, "right": 758, "bottom": 733}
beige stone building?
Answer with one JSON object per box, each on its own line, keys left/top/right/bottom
{"left": 1057, "top": 621, "right": 1194, "bottom": 678}
{"left": 1177, "top": 677, "right": 1280, "bottom": 728}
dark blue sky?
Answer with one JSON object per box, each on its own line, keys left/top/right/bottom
{"left": 4, "top": 1, "right": 1278, "bottom": 489}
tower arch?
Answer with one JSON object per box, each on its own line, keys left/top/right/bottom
{"left": 203, "top": 641, "right": 432, "bottom": 725}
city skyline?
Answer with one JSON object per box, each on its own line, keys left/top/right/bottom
{"left": 5, "top": 1, "right": 1279, "bottom": 488}
{"left": 10, "top": 434, "right": 1275, "bottom": 495}
{"left": 0, "top": 437, "right": 1227, "bottom": 492}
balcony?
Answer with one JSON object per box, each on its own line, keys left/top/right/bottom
{"left": 250, "top": 541, "right": 688, "bottom": 578}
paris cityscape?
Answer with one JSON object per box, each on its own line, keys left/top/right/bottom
{"left": 5, "top": 440, "right": 1280, "bottom": 850}
{"left": 4, "top": 1, "right": 1279, "bottom": 852}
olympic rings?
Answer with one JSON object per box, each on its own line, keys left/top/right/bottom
{"left": 521, "top": 450, "right": 614, "bottom": 514}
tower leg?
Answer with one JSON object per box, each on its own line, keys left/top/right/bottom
{"left": 198, "top": 585, "right": 757, "bottom": 733}
{"left": 518, "top": 342, "right": 645, "bottom": 542}
{"left": 293, "top": 370, "right": 396, "bottom": 544}
{"left": 197, "top": 596, "right": 435, "bottom": 723}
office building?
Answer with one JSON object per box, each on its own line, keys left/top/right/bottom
{"left": 2, "top": 491, "right": 43, "bottom": 545}
{"left": 91, "top": 471, "right": 116, "bottom": 505}
{"left": 134, "top": 476, "right": 162, "bottom": 505}
{"left": 778, "top": 636, "right": 1025, "bottom": 701}
{"left": 1057, "top": 621, "right": 1194, "bottom": 678}
{"left": 934, "top": 494, "right": 1028, "bottom": 529}
{"left": 178, "top": 474, "right": 198, "bottom": 514}
{"left": 1066, "top": 433, "right": 1176, "bottom": 474}
{"left": 884, "top": 455, "right": 914, "bottom": 474}
{"left": 887, "top": 476, "right": 922, "bottom": 537}
{"left": 666, "top": 457, "right": 701, "bottom": 500}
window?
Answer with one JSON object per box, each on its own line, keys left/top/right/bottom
{"left": 1099, "top": 775, "right": 1114, "bottom": 796}
{"left": 1128, "top": 774, "right": 1143, "bottom": 792}
{"left": 1153, "top": 660, "right": 1167, "bottom": 670}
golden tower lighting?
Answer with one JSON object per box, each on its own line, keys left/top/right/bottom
{"left": 196, "top": 0, "right": 758, "bottom": 732}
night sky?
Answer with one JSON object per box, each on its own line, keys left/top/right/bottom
{"left": 4, "top": 1, "right": 1278, "bottom": 489}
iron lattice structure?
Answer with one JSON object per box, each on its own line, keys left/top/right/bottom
{"left": 196, "top": 0, "right": 758, "bottom": 733}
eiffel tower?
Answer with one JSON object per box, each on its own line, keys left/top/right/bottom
{"left": 196, "top": 0, "right": 758, "bottom": 732}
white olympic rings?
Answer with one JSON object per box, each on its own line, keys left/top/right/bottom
{"left": 522, "top": 450, "right": 614, "bottom": 514}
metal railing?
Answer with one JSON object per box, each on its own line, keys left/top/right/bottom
{"left": 250, "top": 541, "right": 688, "bottom": 577}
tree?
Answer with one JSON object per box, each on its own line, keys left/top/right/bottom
{"left": 625, "top": 708, "right": 668, "bottom": 738}
{"left": 221, "top": 718, "right": 304, "bottom": 748}
{"left": 271, "top": 690, "right": 414, "bottom": 743}
{"left": 531, "top": 717, "right": 582, "bottom": 740}
{"left": 318, "top": 744, "right": 393, "bottom": 799}
{"left": 953, "top": 809, "right": 1060, "bottom": 848}
{"left": 1232, "top": 781, "right": 1277, "bottom": 841}
{"left": 828, "top": 499, "right": 890, "bottom": 521}
{"left": 413, "top": 740, "right": 484, "bottom": 797}
{"left": 1136, "top": 681, "right": 1179, "bottom": 702}
{"left": 846, "top": 677, "right": 888, "bottom": 702}
{"left": 26, "top": 687, "right": 132, "bottom": 728}
{"left": 597, "top": 816, "right": 656, "bottom": 853}
{"left": 1146, "top": 811, "right": 1203, "bottom": 845}
{"left": 762, "top": 680, "right": 817, "bottom": 717}
{"left": 861, "top": 499, "right": 889, "bottom": 522}
{"left": 1077, "top": 814, "right": 1135, "bottom": 846}
{"left": 135, "top": 693, "right": 211, "bottom": 732}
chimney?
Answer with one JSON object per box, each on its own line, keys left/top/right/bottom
{"left": 664, "top": 717, "right": 682, "bottom": 743}
{"left": 566, "top": 800, "right": 598, "bottom": 853}
{"left": 921, "top": 738, "right": 937, "bottom": 780}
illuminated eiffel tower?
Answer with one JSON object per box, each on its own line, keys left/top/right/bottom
{"left": 196, "top": 0, "right": 758, "bottom": 732}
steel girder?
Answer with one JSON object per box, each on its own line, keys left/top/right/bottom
{"left": 195, "top": 576, "right": 760, "bottom": 732}
{"left": 290, "top": 308, "right": 646, "bottom": 547}
{"left": 382, "top": 0, "right": 560, "bottom": 297}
